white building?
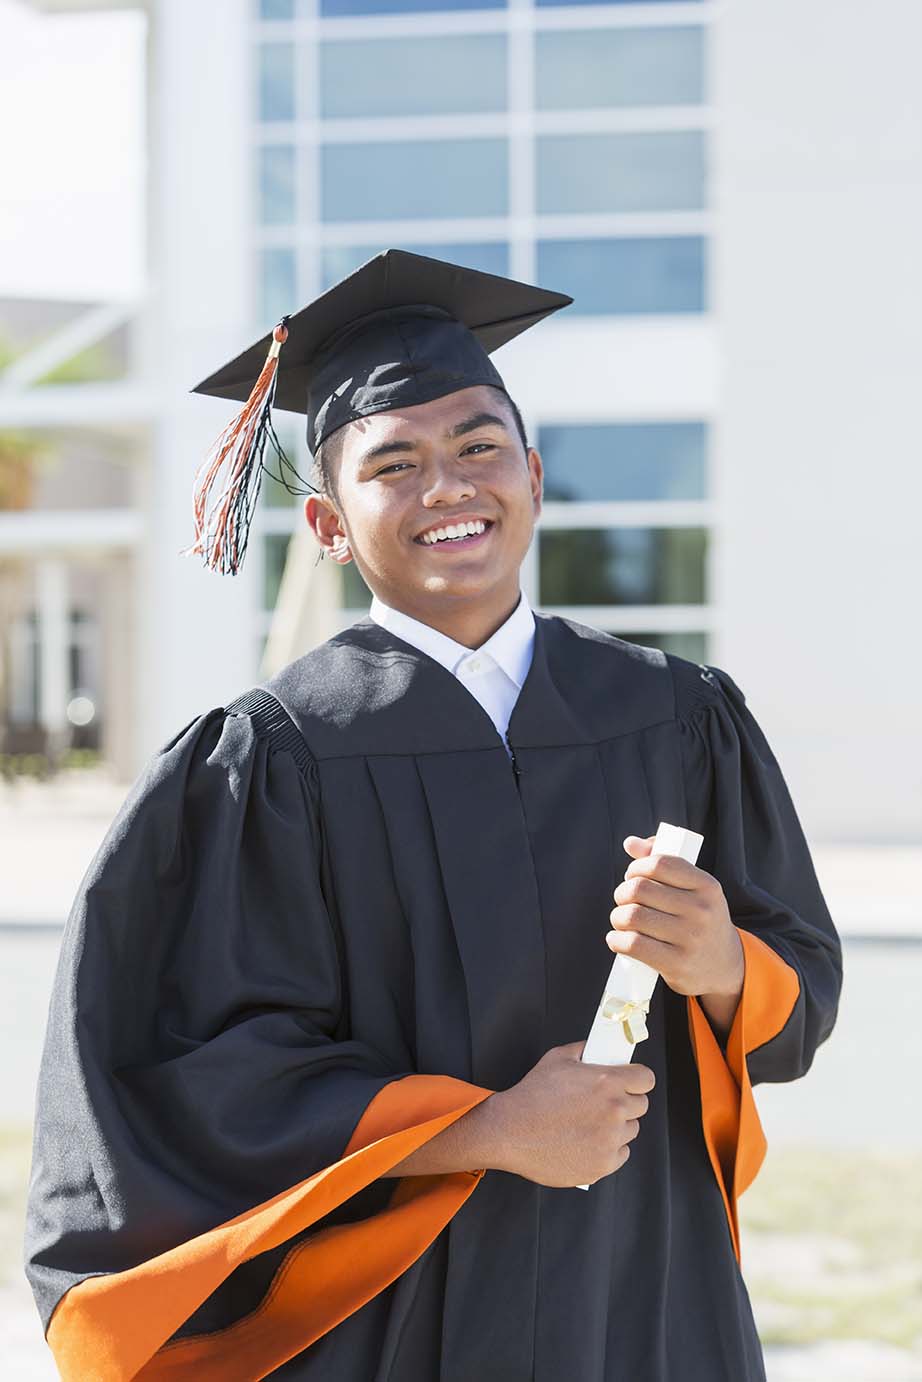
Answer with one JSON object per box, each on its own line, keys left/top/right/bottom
{"left": 5, "top": 0, "right": 920, "bottom": 842}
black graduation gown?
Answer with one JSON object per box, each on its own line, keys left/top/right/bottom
{"left": 24, "top": 613, "right": 843, "bottom": 1381}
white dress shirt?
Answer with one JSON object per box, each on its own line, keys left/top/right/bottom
{"left": 368, "top": 591, "right": 536, "bottom": 751}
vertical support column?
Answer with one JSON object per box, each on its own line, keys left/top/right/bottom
{"left": 35, "top": 556, "right": 70, "bottom": 760}
{"left": 139, "top": 0, "right": 257, "bottom": 767}
{"left": 101, "top": 551, "right": 136, "bottom": 783}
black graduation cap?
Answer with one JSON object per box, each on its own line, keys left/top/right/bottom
{"left": 182, "top": 248, "right": 572, "bottom": 575}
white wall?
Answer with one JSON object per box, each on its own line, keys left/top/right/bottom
{"left": 139, "top": 0, "right": 260, "bottom": 760}
{"left": 715, "top": 0, "right": 922, "bottom": 842}
{"left": 137, "top": 0, "right": 920, "bottom": 847}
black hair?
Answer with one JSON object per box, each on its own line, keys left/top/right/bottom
{"left": 311, "top": 386, "right": 529, "bottom": 501}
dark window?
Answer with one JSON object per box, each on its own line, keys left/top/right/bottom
{"left": 539, "top": 527, "right": 707, "bottom": 605}
{"left": 322, "top": 0, "right": 504, "bottom": 13}
{"left": 537, "top": 237, "right": 705, "bottom": 315}
{"left": 258, "top": 42, "right": 295, "bottom": 122}
{"left": 322, "top": 139, "right": 508, "bottom": 221}
{"left": 535, "top": 27, "right": 705, "bottom": 109}
{"left": 538, "top": 422, "right": 707, "bottom": 502}
{"left": 609, "top": 630, "right": 708, "bottom": 661}
{"left": 321, "top": 241, "right": 509, "bottom": 289}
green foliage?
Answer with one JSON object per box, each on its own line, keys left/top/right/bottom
{"left": 0, "top": 749, "right": 102, "bottom": 781}
{"left": 35, "top": 339, "right": 124, "bottom": 385}
{"left": 0, "top": 431, "right": 51, "bottom": 511}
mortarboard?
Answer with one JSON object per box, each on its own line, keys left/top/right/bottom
{"left": 182, "top": 249, "right": 572, "bottom": 575}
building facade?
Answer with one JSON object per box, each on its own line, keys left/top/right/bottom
{"left": 252, "top": 0, "right": 716, "bottom": 672}
{"left": 6, "top": 0, "right": 921, "bottom": 842}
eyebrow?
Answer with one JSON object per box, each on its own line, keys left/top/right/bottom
{"left": 357, "top": 412, "right": 510, "bottom": 468}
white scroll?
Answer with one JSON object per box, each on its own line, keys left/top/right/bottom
{"left": 576, "top": 821, "right": 704, "bottom": 1190}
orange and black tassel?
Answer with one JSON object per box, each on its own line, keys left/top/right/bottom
{"left": 180, "top": 317, "right": 315, "bottom": 575}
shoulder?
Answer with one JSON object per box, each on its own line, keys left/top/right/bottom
{"left": 541, "top": 612, "right": 666, "bottom": 673}
{"left": 663, "top": 651, "right": 748, "bottom": 723}
{"left": 222, "top": 687, "right": 315, "bottom": 773}
{"left": 154, "top": 690, "right": 316, "bottom": 781}
{"left": 537, "top": 613, "right": 744, "bottom": 728}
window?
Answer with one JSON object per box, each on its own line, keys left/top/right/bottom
{"left": 342, "top": 560, "right": 371, "bottom": 608}
{"left": 259, "top": 421, "right": 303, "bottom": 507}
{"left": 258, "top": 0, "right": 296, "bottom": 17}
{"left": 320, "top": 35, "right": 507, "bottom": 119}
{"left": 535, "top": 26, "right": 704, "bottom": 109}
{"left": 537, "top": 237, "right": 705, "bottom": 315}
{"left": 611, "top": 630, "right": 708, "bottom": 661}
{"left": 259, "top": 247, "right": 297, "bottom": 326}
{"left": 321, "top": 139, "right": 508, "bottom": 221}
{"left": 536, "top": 0, "right": 703, "bottom": 7}
{"left": 263, "top": 534, "right": 292, "bottom": 609}
{"left": 258, "top": 145, "right": 296, "bottom": 225}
{"left": 321, "top": 241, "right": 510, "bottom": 289}
{"left": 537, "top": 131, "right": 705, "bottom": 215}
{"left": 258, "top": 43, "right": 295, "bottom": 123}
{"left": 322, "top": 0, "right": 504, "bottom": 14}
{"left": 538, "top": 423, "right": 707, "bottom": 502}
{"left": 539, "top": 527, "right": 707, "bottom": 605}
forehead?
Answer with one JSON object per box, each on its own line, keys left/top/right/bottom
{"left": 337, "top": 384, "right": 509, "bottom": 462}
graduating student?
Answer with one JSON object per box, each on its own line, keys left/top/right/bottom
{"left": 25, "top": 251, "right": 842, "bottom": 1381}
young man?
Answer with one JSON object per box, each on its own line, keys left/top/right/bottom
{"left": 25, "top": 251, "right": 842, "bottom": 1380}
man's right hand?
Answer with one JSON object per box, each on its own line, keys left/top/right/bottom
{"left": 489, "top": 1041, "right": 655, "bottom": 1188}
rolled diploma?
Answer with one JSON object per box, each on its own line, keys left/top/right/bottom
{"left": 576, "top": 820, "right": 704, "bottom": 1189}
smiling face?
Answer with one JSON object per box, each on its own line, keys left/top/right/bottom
{"left": 304, "top": 385, "right": 543, "bottom": 644}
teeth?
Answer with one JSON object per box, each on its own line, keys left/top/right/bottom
{"left": 421, "top": 519, "right": 487, "bottom": 544}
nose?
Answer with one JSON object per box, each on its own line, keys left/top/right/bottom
{"left": 420, "top": 454, "right": 476, "bottom": 509}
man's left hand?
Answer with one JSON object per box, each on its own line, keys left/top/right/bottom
{"left": 606, "top": 834, "right": 744, "bottom": 1004}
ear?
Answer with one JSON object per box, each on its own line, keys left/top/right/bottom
{"left": 526, "top": 446, "right": 543, "bottom": 522}
{"left": 305, "top": 495, "right": 352, "bottom": 565}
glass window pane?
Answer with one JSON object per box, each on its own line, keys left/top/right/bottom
{"left": 260, "top": 422, "right": 302, "bottom": 507}
{"left": 258, "top": 42, "right": 295, "bottom": 122}
{"left": 258, "top": 145, "right": 296, "bottom": 225}
{"left": 323, "top": 0, "right": 503, "bottom": 14}
{"left": 536, "top": 27, "right": 704, "bottom": 109}
{"left": 537, "top": 132, "right": 705, "bottom": 215}
{"left": 538, "top": 423, "right": 707, "bottom": 502}
{"left": 342, "top": 559, "right": 371, "bottom": 607}
{"left": 320, "top": 36, "right": 506, "bottom": 118}
{"left": 263, "top": 534, "right": 292, "bottom": 609}
{"left": 258, "top": 0, "right": 295, "bottom": 17}
{"left": 537, "top": 0, "right": 702, "bottom": 7}
{"left": 321, "top": 240, "right": 509, "bottom": 288}
{"left": 539, "top": 527, "right": 707, "bottom": 605}
{"left": 321, "top": 140, "right": 507, "bottom": 221}
{"left": 610, "top": 630, "right": 709, "bottom": 661}
{"left": 259, "top": 246, "right": 297, "bottom": 325}
{"left": 537, "top": 237, "right": 705, "bottom": 315}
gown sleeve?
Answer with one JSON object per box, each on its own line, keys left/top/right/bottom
{"left": 24, "top": 695, "right": 494, "bottom": 1382}
{"left": 671, "top": 659, "right": 843, "bottom": 1263}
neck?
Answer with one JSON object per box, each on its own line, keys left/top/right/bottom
{"left": 377, "top": 584, "right": 523, "bottom": 649}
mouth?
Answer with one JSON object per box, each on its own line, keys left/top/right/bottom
{"left": 413, "top": 518, "right": 494, "bottom": 552}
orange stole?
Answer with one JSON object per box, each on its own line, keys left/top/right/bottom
{"left": 686, "top": 928, "right": 801, "bottom": 1263}
{"left": 46, "top": 1074, "right": 495, "bottom": 1382}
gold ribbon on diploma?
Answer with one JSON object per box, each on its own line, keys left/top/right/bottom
{"left": 600, "top": 994, "right": 650, "bottom": 1045}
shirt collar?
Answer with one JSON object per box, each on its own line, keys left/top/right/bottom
{"left": 368, "top": 590, "right": 535, "bottom": 690}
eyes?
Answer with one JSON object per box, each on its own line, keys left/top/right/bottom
{"left": 374, "top": 442, "right": 496, "bottom": 477}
